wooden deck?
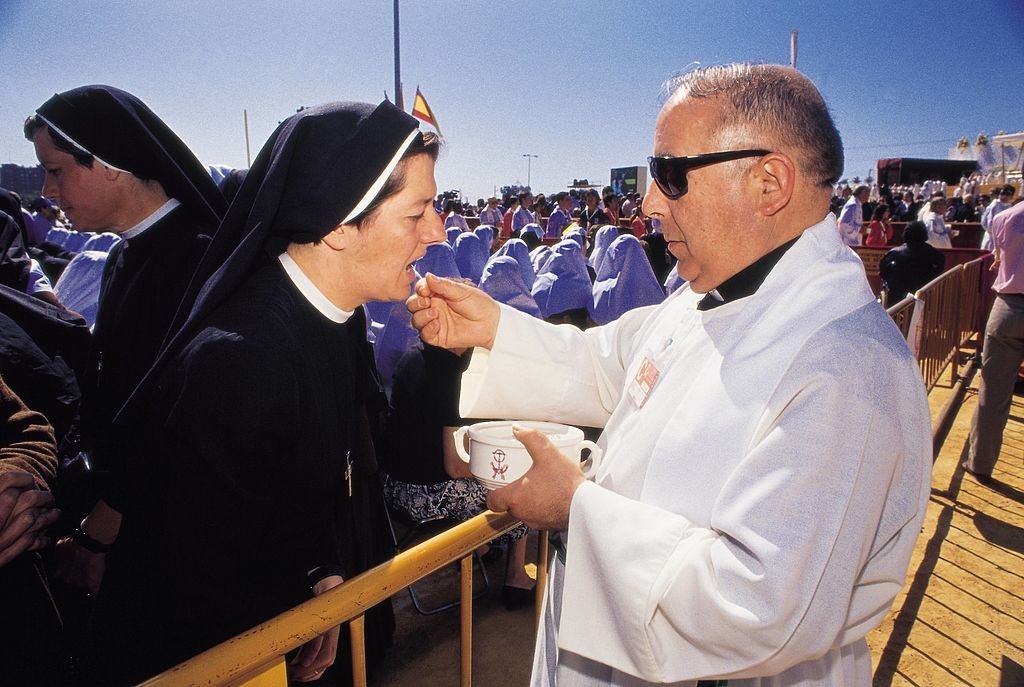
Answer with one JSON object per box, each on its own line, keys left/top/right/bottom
{"left": 868, "top": 370, "right": 1024, "bottom": 686}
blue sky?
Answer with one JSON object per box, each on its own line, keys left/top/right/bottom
{"left": 2, "top": 0, "right": 1021, "bottom": 200}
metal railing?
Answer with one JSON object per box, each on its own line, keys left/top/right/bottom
{"left": 914, "top": 265, "right": 964, "bottom": 391}
{"left": 957, "top": 257, "right": 987, "bottom": 349}
{"left": 891, "top": 253, "right": 994, "bottom": 392}
{"left": 141, "top": 510, "right": 537, "bottom": 687}
{"left": 885, "top": 296, "right": 916, "bottom": 340}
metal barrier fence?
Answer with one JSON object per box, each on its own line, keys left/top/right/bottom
{"left": 887, "top": 254, "right": 994, "bottom": 392}
{"left": 914, "top": 265, "right": 964, "bottom": 391}
{"left": 141, "top": 511, "right": 535, "bottom": 687}
{"left": 885, "top": 296, "right": 916, "bottom": 340}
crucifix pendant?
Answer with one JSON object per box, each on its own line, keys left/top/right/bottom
{"left": 345, "top": 450, "right": 353, "bottom": 497}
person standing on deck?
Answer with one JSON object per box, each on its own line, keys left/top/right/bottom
{"left": 408, "top": 63, "right": 932, "bottom": 687}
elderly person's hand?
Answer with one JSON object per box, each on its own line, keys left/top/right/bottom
{"left": 290, "top": 574, "right": 344, "bottom": 683}
{"left": 407, "top": 273, "right": 501, "bottom": 351}
{"left": 486, "top": 426, "right": 586, "bottom": 531}
{"left": 0, "top": 471, "right": 60, "bottom": 568}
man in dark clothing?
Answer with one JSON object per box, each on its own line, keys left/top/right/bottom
{"left": 879, "top": 220, "right": 945, "bottom": 302}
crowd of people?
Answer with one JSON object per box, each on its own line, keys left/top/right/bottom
{"left": 830, "top": 175, "right": 1018, "bottom": 250}
{"left": 0, "top": 64, "right": 1017, "bottom": 687}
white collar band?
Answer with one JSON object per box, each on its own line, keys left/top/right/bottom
{"left": 277, "top": 252, "right": 353, "bottom": 324}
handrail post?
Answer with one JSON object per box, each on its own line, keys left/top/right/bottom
{"left": 350, "top": 615, "right": 367, "bottom": 687}
{"left": 535, "top": 532, "right": 549, "bottom": 626}
{"left": 460, "top": 555, "right": 473, "bottom": 687}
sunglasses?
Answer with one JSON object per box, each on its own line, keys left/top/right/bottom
{"left": 648, "top": 149, "right": 771, "bottom": 199}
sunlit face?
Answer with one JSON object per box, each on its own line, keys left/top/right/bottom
{"left": 642, "top": 97, "right": 763, "bottom": 293}
{"left": 32, "top": 127, "right": 121, "bottom": 232}
{"left": 344, "top": 153, "right": 444, "bottom": 306}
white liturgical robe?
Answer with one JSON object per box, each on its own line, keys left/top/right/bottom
{"left": 460, "top": 215, "right": 932, "bottom": 687}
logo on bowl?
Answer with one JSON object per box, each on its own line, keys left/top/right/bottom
{"left": 491, "top": 449, "right": 508, "bottom": 481}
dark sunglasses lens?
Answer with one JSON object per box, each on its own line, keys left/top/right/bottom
{"left": 651, "top": 158, "right": 686, "bottom": 198}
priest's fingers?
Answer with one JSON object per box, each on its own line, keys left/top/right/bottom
{"left": 487, "top": 427, "right": 585, "bottom": 530}
{"left": 413, "top": 275, "right": 434, "bottom": 298}
{"left": 410, "top": 307, "right": 443, "bottom": 345}
{"left": 511, "top": 426, "right": 560, "bottom": 462}
{"left": 407, "top": 280, "right": 432, "bottom": 314}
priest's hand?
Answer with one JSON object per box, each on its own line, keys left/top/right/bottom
{"left": 407, "top": 273, "right": 500, "bottom": 351}
{"left": 0, "top": 471, "right": 60, "bottom": 568}
{"left": 291, "top": 574, "right": 344, "bottom": 682}
{"left": 487, "top": 426, "right": 585, "bottom": 531}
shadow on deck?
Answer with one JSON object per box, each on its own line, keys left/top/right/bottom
{"left": 868, "top": 375, "right": 1024, "bottom": 686}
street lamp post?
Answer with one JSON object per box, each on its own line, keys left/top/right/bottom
{"left": 522, "top": 153, "right": 539, "bottom": 190}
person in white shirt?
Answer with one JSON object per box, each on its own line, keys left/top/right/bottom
{"left": 408, "top": 63, "right": 931, "bottom": 687}
{"left": 479, "top": 196, "right": 504, "bottom": 228}
{"left": 837, "top": 184, "right": 868, "bottom": 245}
{"left": 921, "top": 194, "right": 953, "bottom": 248}
{"left": 980, "top": 185, "right": 1015, "bottom": 250}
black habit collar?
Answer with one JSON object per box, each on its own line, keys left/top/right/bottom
{"left": 697, "top": 236, "right": 800, "bottom": 311}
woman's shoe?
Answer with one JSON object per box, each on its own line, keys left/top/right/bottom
{"left": 500, "top": 585, "right": 536, "bottom": 611}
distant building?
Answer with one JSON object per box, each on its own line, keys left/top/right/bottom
{"left": 0, "top": 164, "right": 44, "bottom": 201}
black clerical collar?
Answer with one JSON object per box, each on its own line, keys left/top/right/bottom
{"left": 697, "top": 236, "right": 800, "bottom": 311}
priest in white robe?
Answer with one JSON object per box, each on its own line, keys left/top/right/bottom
{"left": 409, "top": 63, "right": 932, "bottom": 687}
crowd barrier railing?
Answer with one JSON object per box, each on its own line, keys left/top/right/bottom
{"left": 914, "top": 265, "right": 964, "bottom": 391}
{"left": 892, "top": 253, "right": 994, "bottom": 392}
{"left": 140, "top": 510, "right": 533, "bottom": 687}
{"left": 885, "top": 296, "right": 916, "bottom": 341}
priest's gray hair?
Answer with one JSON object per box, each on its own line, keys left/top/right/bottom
{"left": 664, "top": 63, "right": 843, "bottom": 188}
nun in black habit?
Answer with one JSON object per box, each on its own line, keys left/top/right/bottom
{"left": 94, "top": 101, "right": 444, "bottom": 685}
{"left": 24, "top": 86, "right": 227, "bottom": 577}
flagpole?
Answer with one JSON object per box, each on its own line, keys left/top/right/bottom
{"left": 393, "top": 0, "right": 403, "bottom": 110}
{"left": 243, "top": 109, "right": 251, "bottom": 166}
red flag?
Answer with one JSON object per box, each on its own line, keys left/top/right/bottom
{"left": 411, "top": 87, "right": 442, "bottom": 137}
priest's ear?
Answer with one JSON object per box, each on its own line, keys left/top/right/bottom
{"left": 752, "top": 152, "right": 796, "bottom": 217}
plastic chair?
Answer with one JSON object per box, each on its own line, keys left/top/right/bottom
{"left": 382, "top": 496, "right": 491, "bottom": 615}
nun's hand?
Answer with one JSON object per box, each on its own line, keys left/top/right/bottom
{"left": 290, "top": 574, "right": 343, "bottom": 682}
{"left": 407, "top": 273, "right": 500, "bottom": 350}
{"left": 486, "top": 426, "right": 585, "bottom": 531}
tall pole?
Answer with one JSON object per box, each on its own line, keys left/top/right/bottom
{"left": 243, "top": 109, "right": 251, "bottom": 166}
{"left": 522, "top": 153, "right": 539, "bottom": 190}
{"left": 393, "top": 0, "right": 403, "bottom": 110}
{"left": 790, "top": 30, "right": 798, "bottom": 70}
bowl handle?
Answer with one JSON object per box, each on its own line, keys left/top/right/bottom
{"left": 453, "top": 426, "right": 471, "bottom": 464}
{"left": 580, "top": 440, "right": 603, "bottom": 479}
